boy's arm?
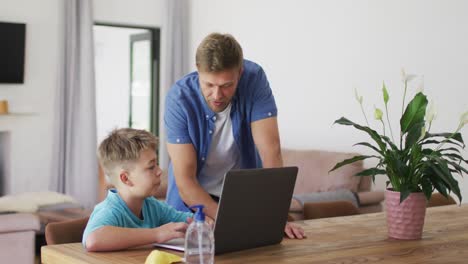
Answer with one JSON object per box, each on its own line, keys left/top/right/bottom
{"left": 167, "top": 142, "right": 219, "bottom": 219}
{"left": 85, "top": 222, "right": 188, "bottom": 252}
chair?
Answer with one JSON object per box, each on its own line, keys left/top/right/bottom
{"left": 45, "top": 217, "right": 89, "bottom": 245}
{"left": 428, "top": 193, "right": 456, "bottom": 207}
{"left": 303, "top": 201, "right": 359, "bottom": 220}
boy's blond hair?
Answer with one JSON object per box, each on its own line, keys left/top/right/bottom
{"left": 98, "top": 128, "right": 158, "bottom": 184}
{"left": 196, "top": 33, "right": 243, "bottom": 72}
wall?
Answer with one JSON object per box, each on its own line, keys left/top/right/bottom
{"left": 188, "top": 0, "right": 468, "bottom": 201}
{"left": 0, "top": 0, "right": 61, "bottom": 194}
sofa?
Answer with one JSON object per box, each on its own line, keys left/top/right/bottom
{"left": 0, "top": 213, "right": 41, "bottom": 264}
{"left": 282, "top": 149, "right": 384, "bottom": 220}
{"left": 127, "top": 149, "right": 384, "bottom": 220}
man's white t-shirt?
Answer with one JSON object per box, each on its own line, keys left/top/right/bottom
{"left": 198, "top": 103, "right": 241, "bottom": 197}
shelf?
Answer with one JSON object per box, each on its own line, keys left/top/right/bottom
{"left": 0, "top": 112, "right": 36, "bottom": 116}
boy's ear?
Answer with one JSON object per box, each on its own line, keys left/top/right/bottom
{"left": 119, "top": 170, "right": 133, "bottom": 186}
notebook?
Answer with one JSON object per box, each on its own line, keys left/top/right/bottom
{"left": 154, "top": 166, "right": 298, "bottom": 254}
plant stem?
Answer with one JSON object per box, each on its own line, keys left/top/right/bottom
{"left": 400, "top": 80, "right": 408, "bottom": 150}
{"left": 360, "top": 104, "right": 370, "bottom": 127}
{"left": 381, "top": 120, "right": 386, "bottom": 137}
{"left": 385, "top": 104, "right": 395, "bottom": 142}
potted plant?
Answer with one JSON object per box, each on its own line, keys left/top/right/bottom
{"left": 330, "top": 70, "right": 467, "bottom": 240}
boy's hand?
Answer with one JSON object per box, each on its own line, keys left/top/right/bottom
{"left": 154, "top": 222, "right": 188, "bottom": 243}
{"left": 284, "top": 222, "right": 306, "bottom": 239}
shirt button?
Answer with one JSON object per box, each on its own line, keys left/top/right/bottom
{"left": 176, "top": 138, "right": 180, "bottom": 143}
{"left": 212, "top": 116, "right": 217, "bottom": 121}
{"left": 268, "top": 112, "right": 272, "bottom": 116}
{"left": 201, "top": 157, "right": 205, "bottom": 161}
{"left": 209, "top": 130, "right": 213, "bottom": 134}
{"left": 205, "top": 115, "right": 209, "bottom": 119}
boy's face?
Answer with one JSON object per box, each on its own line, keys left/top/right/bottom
{"left": 126, "top": 148, "right": 162, "bottom": 198}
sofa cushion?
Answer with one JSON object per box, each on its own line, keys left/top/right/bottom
{"left": 293, "top": 189, "right": 359, "bottom": 208}
{"left": 0, "top": 192, "right": 79, "bottom": 213}
{"left": 282, "top": 149, "right": 365, "bottom": 194}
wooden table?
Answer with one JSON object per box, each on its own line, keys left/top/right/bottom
{"left": 41, "top": 204, "right": 468, "bottom": 264}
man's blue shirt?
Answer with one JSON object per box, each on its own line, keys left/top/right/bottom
{"left": 82, "top": 189, "right": 192, "bottom": 247}
{"left": 164, "top": 60, "right": 277, "bottom": 212}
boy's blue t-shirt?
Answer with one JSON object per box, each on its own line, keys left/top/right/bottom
{"left": 82, "top": 189, "right": 193, "bottom": 247}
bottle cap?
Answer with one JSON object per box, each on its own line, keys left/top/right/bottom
{"left": 189, "top": 205, "right": 205, "bottom": 222}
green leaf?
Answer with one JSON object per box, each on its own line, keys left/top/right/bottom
{"left": 405, "top": 121, "right": 425, "bottom": 149}
{"left": 421, "top": 176, "right": 433, "bottom": 201}
{"left": 428, "top": 172, "right": 449, "bottom": 198}
{"left": 399, "top": 185, "right": 412, "bottom": 203}
{"left": 329, "top": 155, "right": 377, "bottom": 172}
{"left": 381, "top": 135, "right": 399, "bottom": 151}
{"left": 428, "top": 159, "right": 462, "bottom": 202}
{"left": 383, "top": 82, "right": 389, "bottom": 105}
{"left": 424, "top": 133, "right": 465, "bottom": 148}
{"left": 353, "top": 142, "right": 383, "bottom": 155}
{"left": 355, "top": 168, "right": 387, "bottom": 176}
{"left": 439, "top": 147, "right": 462, "bottom": 154}
{"left": 333, "top": 117, "right": 386, "bottom": 151}
{"left": 400, "top": 93, "right": 428, "bottom": 134}
{"left": 427, "top": 132, "right": 465, "bottom": 146}
{"left": 446, "top": 160, "right": 468, "bottom": 174}
{"left": 444, "top": 153, "right": 468, "bottom": 164}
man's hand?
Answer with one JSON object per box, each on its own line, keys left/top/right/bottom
{"left": 284, "top": 222, "right": 306, "bottom": 239}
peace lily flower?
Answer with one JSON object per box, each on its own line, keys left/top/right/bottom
{"left": 425, "top": 100, "right": 437, "bottom": 128}
{"left": 401, "top": 68, "right": 416, "bottom": 83}
{"left": 401, "top": 68, "right": 417, "bottom": 83}
{"left": 354, "top": 88, "right": 369, "bottom": 126}
{"left": 374, "top": 107, "right": 383, "bottom": 121}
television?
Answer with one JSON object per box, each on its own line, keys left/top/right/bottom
{"left": 0, "top": 22, "right": 26, "bottom": 84}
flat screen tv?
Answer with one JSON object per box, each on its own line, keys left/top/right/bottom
{"left": 0, "top": 22, "right": 26, "bottom": 84}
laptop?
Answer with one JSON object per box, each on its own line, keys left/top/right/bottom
{"left": 154, "top": 166, "right": 298, "bottom": 254}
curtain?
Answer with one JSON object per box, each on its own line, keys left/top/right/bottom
{"left": 159, "top": 0, "right": 190, "bottom": 169}
{"left": 50, "top": 0, "right": 97, "bottom": 209}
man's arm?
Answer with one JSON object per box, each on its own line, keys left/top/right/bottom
{"left": 85, "top": 222, "right": 188, "bottom": 252}
{"left": 251, "top": 117, "right": 283, "bottom": 168}
{"left": 251, "top": 116, "right": 306, "bottom": 239}
{"left": 167, "top": 143, "right": 219, "bottom": 219}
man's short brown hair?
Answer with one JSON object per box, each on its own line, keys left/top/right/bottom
{"left": 196, "top": 33, "right": 243, "bottom": 72}
{"left": 98, "top": 128, "right": 158, "bottom": 183}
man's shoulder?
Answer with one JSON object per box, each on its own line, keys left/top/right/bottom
{"left": 167, "top": 71, "right": 199, "bottom": 99}
{"left": 242, "top": 59, "right": 263, "bottom": 75}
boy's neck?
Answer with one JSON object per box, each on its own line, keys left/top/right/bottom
{"left": 117, "top": 189, "right": 145, "bottom": 219}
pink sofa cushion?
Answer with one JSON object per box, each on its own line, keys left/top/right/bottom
{"left": 282, "top": 149, "right": 365, "bottom": 194}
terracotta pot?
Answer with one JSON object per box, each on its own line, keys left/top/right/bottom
{"left": 385, "top": 189, "right": 427, "bottom": 240}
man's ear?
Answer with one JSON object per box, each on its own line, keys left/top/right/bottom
{"left": 238, "top": 66, "right": 244, "bottom": 79}
{"left": 119, "top": 170, "right": 133, "bottom": 186}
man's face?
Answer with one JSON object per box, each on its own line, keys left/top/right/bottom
{"left": 199, "top": 67, "right": 243, "bottom": 113}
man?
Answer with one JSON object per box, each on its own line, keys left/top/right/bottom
{"left": 165, "top": 33, "right": 305, "bottom": 239}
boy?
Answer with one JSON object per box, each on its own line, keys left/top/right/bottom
{"left": 83, "top": 128, "right": 192, "bottom": 252}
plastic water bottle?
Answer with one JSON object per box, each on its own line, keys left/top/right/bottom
{"left": 184, "top": 205, "right": 214, "bottom": 264}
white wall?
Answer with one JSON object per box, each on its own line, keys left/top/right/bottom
{"left": 188, "top": 0, "right": 468, "bottom": 201}
{"left": 0, "top": 0, "right": 61, "bottom": 194}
